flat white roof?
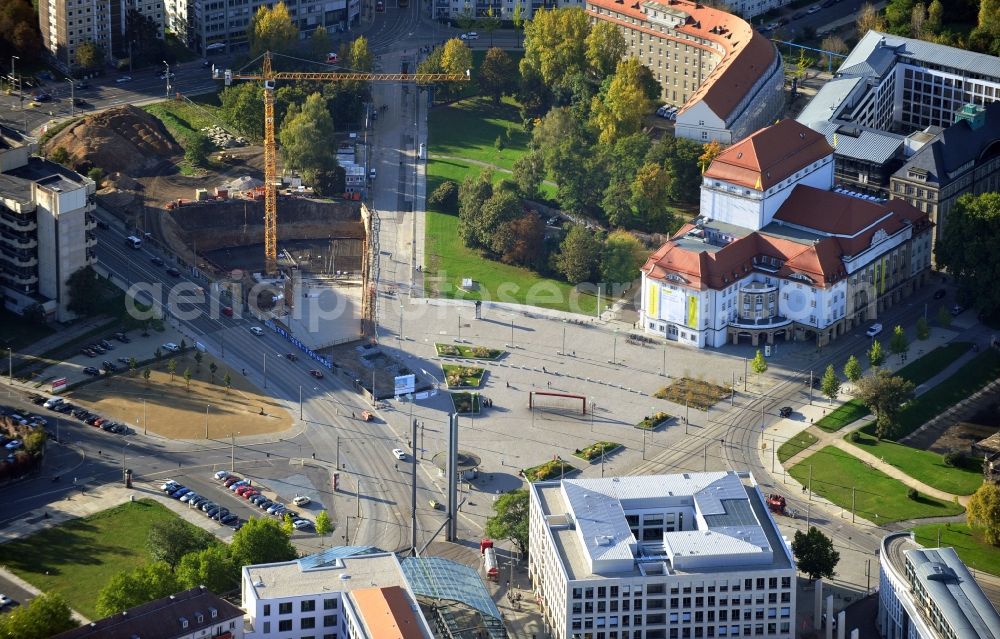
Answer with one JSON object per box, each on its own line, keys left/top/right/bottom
{"left": 243, "top": 553, "right": 410, "bottom": 601}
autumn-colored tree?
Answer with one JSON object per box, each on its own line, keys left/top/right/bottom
{"left": 591, "top": 57, "right": 655, "bottom": 145}
{"left": 500, "top": 212, "right": 546, "bottom": 269}
{"left": 968, "top": 483, "right": 1000, "bottom": 546}
{"left": 520, "top": 7, "right": 591, "bottom": 87}
{"left": 698, "top": 141, "right": 723, "bottom": 173}
{"left": 248, "top": 2, "right": 298, "bottom": 56}
{"left": 441, "top": 38, "right": 473, "bottom": 77}
{"left": 856, "top": 2, "right": 887, "bottom": 35}
{"left": 585, "top": 20, "right": 627, "bottom": 80}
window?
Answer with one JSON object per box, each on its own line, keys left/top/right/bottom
{"left": 324, "top": 598, "right": 337, "bottom": 610}
{"left": 302, "top": 617, "right": 316, "bottom": 629}
{"left": 263, "top": 622, "right": 271, "bottom": 633}
{"left": 302, "top": 600, "right": 316, "bottom": 612}
{"left": 278, "top": 602, "right": 292, "bottom": 615}
{"left": 263, "top": 605, "right": 271, "bottom": 616}
{"left": 278, "top": 619, "right": 293, "bottom": 631}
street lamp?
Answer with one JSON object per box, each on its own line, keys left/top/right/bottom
{"left": 67, "top": 78, "right": 75, "bottom": 117}
{"left": 121, "top": 442, "right": 131, "bottom": 478}
{"left": 10, "top": 56, "right": 18, "bottom": 100}
{"left": 231, "top": 431, "right": 240, "bottom": 472}
{"left": 162, "top": 61, "right": 171, "bottom": 99}
{"left": 204, "top": 404, "right": 211, "bottom": 439}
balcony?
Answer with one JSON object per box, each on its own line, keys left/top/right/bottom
{"left": 0, "top": 270, "right": 39, "bottom": 286}
{"left": 87, "top": 251, "right": 98, "bottom": 265}
{"left": 86, "top": 232, "right": 98, "bottom": 248}
{"left": 0, "top": 212, "right": 36, "bottom": 232}
{"left": 0, "top": 250, "right": 38, "bottom": 268}
{"left": 0, "top": 232, "right": 37, "bottom": 250}
{"left": 729, "top": 315, "right": 791, "bottom": 329}
{"left": 85, "top": 214, "right": 97, "bottom": 230}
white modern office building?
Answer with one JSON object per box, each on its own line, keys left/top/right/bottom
{"left": 529, "top": 471, "right": 797, "bottom": 639}
{"left": 0, "top": 126, "right": 98, "bottom": 322}
{"left": 639, "top": 118, "right": 933, "bottom": 349}
{"left": 166, "top": 0, "right": 360, "bottom": 55}
{"left": 796, "top": 30, "right": 1000, "bottom": 198}
{"left": 878, "top": 532, "right": 1000, "bottom": 639}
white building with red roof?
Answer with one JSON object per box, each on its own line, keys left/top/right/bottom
{"left": 587, "top": 0, "right": 785, "bottom": 144}
{"left": 640, "top": 119, "right": 933, "bottom": 349}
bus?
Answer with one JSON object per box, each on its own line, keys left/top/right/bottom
{"left": 125, "top": 235, "right": 142, "bottom": 249}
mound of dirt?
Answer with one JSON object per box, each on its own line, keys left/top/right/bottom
{"left": 45, "top": 105, "right": 182, "bottom": 177}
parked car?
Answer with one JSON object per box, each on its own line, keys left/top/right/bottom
{"left": 223, "top": 476, "right": 241, "bottom": 487}
{"left": 99, "top": 339, "right": 113, "bottom": 350}
{"left": 779, "top": 406, "right": 793, "bottom": 418}
{"left": 258, "top": 500, "right": 274, "bottom": 510}
{"left": 807, "top": 5, "right": 821, "bottom": 13}
{"left": 162, "top": 342, "right": 180, "bottom": 352}
{"left": 206, "top": 507, "right": 221, "bottom": 518}
{"left": 865, "top": 323, "right": 883, "bottom": 337}
{"left": 460, "top": 31, "right": 479, "bottom": 40}
{"left": 266, "top": 503, "right": 284, "bottom": 514}
{"left": 180, "top": 492, "right": 198, "bottom": 503}
{"left": 221, "top": 513, "right": 239, "bottom": 525}
{"left": 292, "top": 519, "right": 312, "bottom": 530}
{"left": 83, "top": 366, "right": 100, "bottom": 376}
{"left": 114, "top": 332, "right": 130, "bottom": 343}
{"left": 285, "top": 353, "right": 298, "bottom": 362}
{"left": 951, "top": 304, "right": 965, "bottom": 316}
{"left": 249, "top": 327, "right": 264, "bottom": 336}
{"left": 80, "top": 348, "right": 95, "bottom": 357}
{"left": 4, "top": 440, "right": 22, "bottom": 450}
{"left": 43, "top": 397, "right": 64, "bottom": 409}
{"left": 90, "top": 344, "right": 106, "bottom": 354}
{"left": 0, "top": 594, "right": 13, "bottom": 608}
{"left": 54, "top": 403, "right": 73, "bottom": 413}
{"left": 200, "top": 501, "right": 217, "bottom": 512}
{"left": 116, "top": 75, "right": 132, "bottom": 83}
{"left": 293, "top": 495, "right": 311, "bottom": 506}
{"left": 214, "top": 470, "right": 230, "bottom": 480}
{"left": 230, "top": 480, "right": 249, "bottom": 491}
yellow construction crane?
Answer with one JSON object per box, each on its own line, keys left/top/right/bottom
{"left": 215, "top": 51, "right": 468, "bottom": 274}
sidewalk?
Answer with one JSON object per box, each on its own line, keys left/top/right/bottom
{"left": 15, "top": 315, "right": 116, "bottom": 360}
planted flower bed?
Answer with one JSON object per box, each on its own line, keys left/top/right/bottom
{"left": 450, "top": 392, "right": 481, "bottom": 414}
{"left": 443, "top": 364, "right": 485, "bottom": 388}
{"left": 635, "top": 411, "right": 672, "bottom": 430}
{"left": 435, "top": 343, "right": 505, "bottom": 360}
{"left": 572, "top": 442, "right": 621, "bottom": 462}
{"left": 523, "top": 458, "right": 576, "bottom": 482}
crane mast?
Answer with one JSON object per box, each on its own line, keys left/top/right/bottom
{"left": 216, "top": 50, "right": 468, "bottom": 275}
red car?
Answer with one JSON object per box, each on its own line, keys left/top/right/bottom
{"left": 309, "top": 369, "right": 324, "bottom": 379}
{"left": 242, "top": 489, "right": 260, "bottom": 499}
{"left": 223, "top": 476, "right": 242, "bottom": 488}
{"left": 235, "top": 486, "right": 254, "bottom": 497}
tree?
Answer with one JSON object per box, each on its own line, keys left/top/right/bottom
{"left": 480, "top": 48, "right": 518, "bottom": 104}
{"left": 885, "top": 0, "right": 916, "bottom": 32}
{"left": 868, "top": 339, "right": 885, "bottom": 367}
{"left": 857, "top": 2, "right": 887, "bottom": 35}
{"left": 485, "top": 489, "right": 529, "bottom": 557}
{"left": 0, "top": 593, "right": 76, "bottom": 639}
{"left": 224, "top": 371, "right": 232, "bottom": 392}
{"left": 844, "top": 355, "right": 862, "bottom": 383}
{"left": 229, "top": 517, "right": 297, "bottom": 568}
{"left": 916, "top": 316, "right": 929, "bottom": 340}
{"left": 977, "top": 0, "right": 1000, "bottom": 45}
{"left": 855, "top": 369, "right": 915, "bottom": 440}
{"left": 176, "top": 545, "right": 238, "bottom": 594}
{"left": 819, "top": 35, "right": 850, "bottom": 68}
{"left": 750, "top": 349, "right": 768, "bottom": 379}
{"left": 209, "top": 361, "right": 218, "bottom": 383}
{"left": 441, "top": 38, "right": 473, "bottom": 77}
{"left": 457, "top": 170, "right": 495, "bottom": 248}
{"left": 129, "top": 356, "right": 138, "bottom": 377}
{"left": 194, "top": 351, "right": 203, "bottom": 369}
{"left": 249, "top": 2, "right": 298, "bottom": 56}
{"left": 74, "top": 41, "right": 105, "bottom": 70}
{"left": 585, "top": 21, "right": 627, "bottom": 80}
{"left": 310, "top": 25, "right": 331, "bottom": 61}
{"left": 480, "top": 6, "right": 502, "bottom": 47}
{"left": 794, "top": 48, "right": 814, "bottom": 80}
{"left": 167, "top": 358, "right": 177, "bottom": 382}
{"left": 183, "top": 367, "right": 192, "bottom": 390}
{"left": 49, "top": 147, "right": 71, "bottom": 165}
{"left": 629, "top": 163, "right": 673, "bottom": 231}
{"left": 820, "top": 364, "right": 841, "bottom": 403}
{"left": 0, "top": 1, "right": 42, "bottom": 61}
{"left": 600, "top": 230, "right": 645, "bottom": 286}
{"left": 591, "top": 57, "right": 654, "bottom": 145}
{"left": 281, "top": 512, "right": 295, "bottom": 535}
{"left": 889, "top": 325, "right": 909, "bottom": 360}
{"left": 65, "top": 266, "right": 112, "bottom": 317}
{"left": 184, "top": 133, "right": 212, "bottom": 168}
{"left": 143, "top": 368, "right": 151, "bottom": 385}
{"left": 147, "top": 518, "right": 214, "bottom": 570}
{"left": 645, "top": 136, "right": 702, "bottom": 204}
{"left": 698, "top": 141, "right": 723, "bottom": 174}
{"left": 967, "top": 483, "right": 1000, "bottom": 546}
{"left": 791, "top": 527, "right": 840, "bottom": 580}
{"left": 512, "top": 0, "right": 525, "bottom": 47}
{"left": 315, "top": 510, "right": 333, "bottom": 544}
{"left": 220, "top": 82, "right": 265, "bottom": 141}
{"left": 500, "top": 212, "right": 546, "bottom": 269}
{"left": 911, "top": 1, "right": 927, "bottom": 37}
{"left": 23, "top": 430, "right": 46, "bottom": 456}
{"left": 513, "top": 151, "right": 546, "bottom": 201}
{"left": 428, "top": 181, "right": 459, "bottom": 213}
{"left": 937, "top": 305, "right": 952, "bottom": 328}
{"left": 349, "top": 36, "right": 374, "bottom": 72}
{"left": 95, "top": 561, "right": 180, "bottom": 617}
{"left": 88, "top": 167, "right": 105, "bottom": 185}
{"left": 481, "top": 190, "right": 526, "bottom": 256}
{"left": 936, "top": 193, "right": 1000, "bottom": 317}
{"left": 520, "top": 7, "right": 591, "bottom": 87}
{"left": 279, "top": 93, "right": 339, "bottom": 187}
{"left": 556, "top": 225, "right": 601, "bottom": 284}
{"left": 926, "top": 0, "right": 944, "bottom": 33}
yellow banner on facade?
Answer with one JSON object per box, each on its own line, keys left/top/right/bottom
{"left": 687, "top": 296, "right": 699, "bottom": 328}
{"left": 647, "top": 282, "right": 659, "bottom": 318}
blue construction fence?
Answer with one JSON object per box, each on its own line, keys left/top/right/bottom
{"left": 264, "top": 319, "right": 335, "bottom": 370}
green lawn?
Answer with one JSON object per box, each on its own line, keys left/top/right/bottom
{"left": 573, "top": 442, "right": 621, "bottom": 462}
{"left": 815, "top": 400, "right": 870, "bottom": 432}
{"left": 0, "top": 309, "right": 54, "bottom": 352}
{"left": 884, "top": 348, "right": 1000, "bottom": 439}
{"left": 911, "top": 523, "right": 1000, "bottom": 576}
{"left": 428, "top": 97, "right": 530, "bottom": 171}
{"left": 523, "top": 458, "right": 576, "bottom": 482}
{"left": 435, "top": 343, "right": 505, "bottom": 359}
{"left": 0, "top": 500, "right": 202, "bottom": 618}
{"left": 143, "top": 97, "right": 225, "bottom": 174}
{"left": 777, "top": 431, "right": 818, "bottom": 464}
{"left": 847, "top": 430, "right": 983, "bottom": 496}
{"left": 789, "top": 447, "right": 964, "bottom": 523}
{"left": 442, "top": 364, "right": 485, "bottom": 388}
{"left": 815, "top": 342, "right": 973, "bottom": 432}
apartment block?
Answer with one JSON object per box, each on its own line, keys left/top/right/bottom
{"left": 167, "top": 0, "right": 360, "bottom": 56}
{"left": 586, "top": 0, "right": 784, "bottom": 145}
{"left": 38, "top": 0, "right": 165, "bottom": 69}
{"left": 878, "top": 532, "right": 1000, "bottom": 639}
{"left": 0, "top": 127, "right": 98, "bottom": 322}
{"left": 529, "top": 471, "right": 797, "bottom": 639}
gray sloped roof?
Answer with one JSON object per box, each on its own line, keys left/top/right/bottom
{"left": 906, "top": 547, "right": 1000, "bottom": 639}
{"left": 896, "top": 102, "right": 1000, "bottom": 186}
{"left": 843, "top": 30, "right": 1000, "bottom": 80}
